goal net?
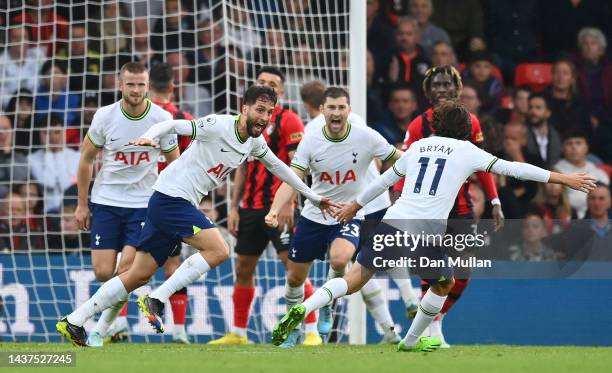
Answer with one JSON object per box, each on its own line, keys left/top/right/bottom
{"left": 0, "top": 0, "right": 372, "bottom": 344}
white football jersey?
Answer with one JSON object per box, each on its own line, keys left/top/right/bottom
{"left": 154, "top": 114, "right": 269, "bottom": 206}
{"left": 305, "top": 112, "right": 392, "bottom": 215}
{"left": 87, "top": 100, "right": 177, "bottom": 208}
{"left": 293, "top": 120, "right": 397, "bottom": 224}
{"left": 387, "top": 137, "right": 498, "bottom": 220}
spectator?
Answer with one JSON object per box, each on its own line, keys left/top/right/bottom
{"left": 100, "top": 1, "right": 131, "bottom": 55}
{"left": 430, "top": 0, "right": 486, "bottom": 60}
{"left": 497, "top": 85, "right": 532, "bottom": 126}
{"left": 28, "top": 116, "right": 80, "bottom": 213}
{"left": 47, "top": 186, "right": 89, "bottom": 251}
{"left": 508, "top": 211, "right": 557, "bottom": 262}
{"left": 0, "top": 192, "right": 42, "bottom": 251}
{"left": 366, "top": 49, "right": 386, "bottom": 123}
{"left": 0, "top": 25, "right": 46, "bottom": 108}
{"left": 524, "top": 93, "right": 562, "bottom": 169}
{"left": 282, "top": 39, "right": 321, "bottom": 118}
{"left": 537, "top": 0, "right": 610, "bottom": 60}
{"left": 224, "top": 2, "right": 262, "bottom": 58}
{"left": 151, "top": 0, "right": 196, "bottom": 55}
{"left": 460, "top": 84, "right": 503, "bottom": 156}
{"left": 166, "top": 51, "right": 212, "bottom": 118}
{"left": 0, "top": 115, "right": 29, "bottom": 198}
{"left": 213, "top": 45, "right": 248, "bottom": 114}
{"left": 249, "top": 28, "right": 286, "bottom": 81}
{"left": 462, "top": 50, "right": 503, "bottom": 115}
{"left": 583, "top": 183, "right": 612, "bottom": 261}
{"left": 5, "top": 90, "right": 39, "bottom": 153}
{"left": 551, "top": 183, "right": 612, "bottom": 262}
{"left": 34, "top": 60, "right": 81, "bottom": 127}
{"left": 371, "top": 83, "right": 418, "bottom": 147}
{"left": 408, "top": 0, "right": 451, "bottom": 58}
{"left": 195, "top": 18, "right": 224, "bottom": 89}
{"left": 11, "top": 0, "right": 69, "bottom": 56}
{"left": 574, "top": 27, "right": 612, "bottom": 121}
{"left": 483, "top": 0, "right": 537, "bottom": 82}
{"left": 544, "top": 59, "right": 592, "bottom": 137}
{"left": 430, "top": 40, "right": 457, "bottom": 67}
{"left": 120, "top": 18, "right": 155, "bottom": 67}
{"left": 554, "top": 130, "right": 609, "bottom": 218}
{"left": 367, "top": 0, "right": 396, "bottom": 82}
{"left": 387, "top": 17, "right": 430, "bottom": 108}
{"left": 16, "top": 181, "right": 44, "bottom": 234}
{"left": 531, "top": 177, "right": 575, "bottom": 234}
{"left": 56, "top": 23, "right": 101, "bottom": 92}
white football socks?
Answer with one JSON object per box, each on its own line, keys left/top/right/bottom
{"left": 402, "top": 289, "right": 446, "bottom": 346}
{"left": 150, "top": 253, "right": 210, "bottom": 303}
{"left": 361, "top": 279, "right": 394, "bottom": 331}
{"left": 67, "top": 276, "right": 128, "bottom": 327}
{"left": 302, "top": 278, "right": 348, "bottom": 314}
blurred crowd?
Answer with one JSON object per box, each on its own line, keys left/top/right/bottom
{"left": 0, "top": 0, "right": 610, "bottom": 259}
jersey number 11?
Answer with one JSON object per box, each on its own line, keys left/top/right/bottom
{"left": 414, "top": 157, "right": 447, "bottom": 196}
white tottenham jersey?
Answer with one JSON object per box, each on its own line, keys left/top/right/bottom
{"left": 386, "top": 137, "right": 500, "bottom": 220}
{"left": 306, "top": 112, "right": 392, "bottom": 215}
{"left": 87, "top": 99, "right": 177, "bottom": 208}
{"left": 293, "top": 120, "right": 397, "bottom": 224}
{"left": 154, "top": 114, "right": 270, "bottom": 206}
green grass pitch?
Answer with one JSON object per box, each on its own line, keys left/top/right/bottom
{"left": 1, "top": 343, "right": 611, "bottom": 373}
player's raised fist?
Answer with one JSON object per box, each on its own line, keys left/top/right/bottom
{"left": 128, "top": 138, "right": 159, "bottom": 148}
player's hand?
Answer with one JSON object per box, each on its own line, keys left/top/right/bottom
{"left": 277, "top": 203, "right": 295, "bottom": 231}
{"left": 265, "top": 209, "right": 279, "bottom": 229}
{"left": 128, "top": 138, "right": 158, "bottom": 148}
{"left": 318, "top": 197, "right": 341, "bottom": 220}
{"left": 492, "top": 204, "right": 505, "bottom": 232}
{"left": 75, "top": 203, "right": 91, "bottom": 231}
{"left": 228, "top": 207, "right": 240, "bottom": 237}
{"left": 563, "top": 173, "right": 597, "bottom": 193}
{"left": 333, "top": 201, "right": 361, "bottom": 224}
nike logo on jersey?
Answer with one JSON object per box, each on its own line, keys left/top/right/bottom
{"left": 220, "top": 148, "right": 230, "bottom": 152}
{"left": 314, "top": 158, "right": 325, "bottom": 163}
{"left": 110, "top": 137, "right": 120, "bottom": 142}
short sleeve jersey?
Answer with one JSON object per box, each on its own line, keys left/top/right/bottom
{"left": 292, "top": 121, "right": 397, "bottom": 224}
{"left": 86, "top": 99, "right": 177, "bottom": 208}
{"left": 153, "top": 114, "right": 269, "bottom": 206}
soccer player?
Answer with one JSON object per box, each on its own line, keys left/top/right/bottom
{"left": 265, "top": 87, "right": 403, "bottom": 347}
{"left": 148, "top": 62, "right": 194, "bottom": 344}
{"left": 56, "top": 85, "right": 337, "bottom": 347}
{"left": 209, "top": 67, "right": 322, "bottom": 346}
{"left": 272, "top": 101, "right": 596, "bottom": 352}
{"left": 74, "top": 62, "right": 179, "bottom": 347}
{"left": 391, "top": 65, "right": 503, "bottom": 347}
{"left": 301, "top": 81, "right": 416, "bottom": 343}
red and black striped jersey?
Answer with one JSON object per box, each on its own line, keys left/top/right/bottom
{"left": 241, "top": 105, "right": 304, "bottom": 209}
{"left": 153, "top": 99, "right": 193, "bottom": 172}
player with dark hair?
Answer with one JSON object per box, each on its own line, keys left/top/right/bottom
{"left": 209, "top": 67, "right": 323, "bottom": 345}
{"left": 273, "top": 100, "right": 596, "bottom": 352}
{"left": 391, "top": 65, "right": 504, "bottom": 347}
{"left": 56, "top": 85, "right": 338, "bottom": 347}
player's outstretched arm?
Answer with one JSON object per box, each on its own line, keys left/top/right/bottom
{"left": 129, "top": 119, "right": 195, "bottom": 147}
{"left": 75, "top": 138, "right": 102, "bottom": 230}
{"left": 489, "top": 159, "right": 597, "bottom": 193}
